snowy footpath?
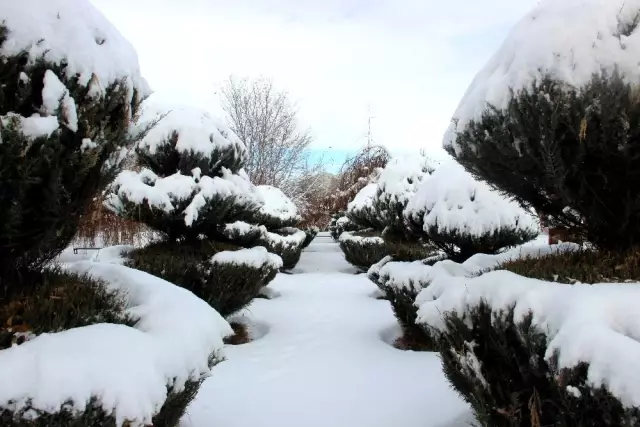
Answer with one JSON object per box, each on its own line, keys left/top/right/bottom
{"left": 182, "top": 233, "right": 471, "bottom": 427}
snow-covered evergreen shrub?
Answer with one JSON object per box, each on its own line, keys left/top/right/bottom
{"left": 0, "top": 4, "right": 231, "bottom": 427}
{"left": 302, "top": 226, "right": 319, "bottom": 248}
{"left": 339, "top": 231, "right": 387, "bottom": 272}
{"left": 404, "top": 161, "right": 538, "bottom": 263}
{"left": 107, "top": 101, "right": 281, "bottom": 311}
{"left": 0, "top": 269, "right": 134, "bottom": 350}
{"left": 107, "top": 102, "right": 261, "bottom": 241}
{"left": 0, "top": 1, "right": 149, "bottom": 283}
{"left": 346, "top": 183, "right": 386, "bottom": 231}
{"left": 259, "top": 228, "right": 307, "bottom": 270}
{"left": 253, "top": 185, "right": 301, "bottom": 230}
{"left": 444, "top": 0, "right": 640, "bottom": 252}
{"left": 127, "top": 241, "right": 281, "bottom": 317}
{"left": 368, "top": 257, "right": 438, "bottom": 351}
{"left": 417, "top": 268, "right": 640, "bottom": 427}
{"left": 372, "top": 155, "right": 437, "bottom": 261}
{"left": 329, "top": 214, "right": 361, "bottom": 241}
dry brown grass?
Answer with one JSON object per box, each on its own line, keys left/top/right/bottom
{"left": 224, "top": 322, "right": 251, "bottom": 345}
{"left": 75, "top": 197, "right": 153, "bottom": 247}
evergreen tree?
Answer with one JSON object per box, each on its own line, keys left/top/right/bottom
{"left": 404, "top": 161, "right": 537, "bottom": 263}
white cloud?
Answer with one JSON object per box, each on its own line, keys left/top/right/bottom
{"left": 91, "top": 0, "right": 538, "bottom": 158}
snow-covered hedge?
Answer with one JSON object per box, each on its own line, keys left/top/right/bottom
{"left": 444, "top": 0, "right": 640, "bottom": 252}
{"left": 369, "top": 238, "right": 575, "bottom": 351}
{"left": 339, "top": 231, "right": 387, "bottom": 272}
{"left": 253, "top": 185, "right": 301, "bottom": 230}
{"left": 329, "top": 215, "right": 360, "bottom": 241}
{"left": 416, "top": 264, "right": 640, "bottom": 426}
{"left": 0, "top": 0, "right": 150, "bottom": 279}
{"left": 218, "top": 221, "right": 306, "bottom": 270}
{"left": 0, "top": 258, "right": 231, "bottom": 426}
{"left": 404, "top": 161, "right": 538, "bottom": 262}
{"left": 127, "top": 239, "right": 280, "bottom": 317}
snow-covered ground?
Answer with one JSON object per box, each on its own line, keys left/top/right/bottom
{"left": 182, "top": 232, "right": 471, "bottom": 427}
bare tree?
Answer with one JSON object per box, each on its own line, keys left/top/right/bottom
{"left": 220, "top": 76, "right": 315, "bottom": 197}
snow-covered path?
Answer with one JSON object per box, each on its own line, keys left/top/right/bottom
{"left": 182, "top": 233, "right": 469, "bottom": 427}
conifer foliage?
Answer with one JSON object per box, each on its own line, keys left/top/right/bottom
{"left": 107, "top": 101, "right": 279, "bottom": 316}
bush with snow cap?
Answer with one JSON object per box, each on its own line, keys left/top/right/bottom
{"left": 254, "top": 185, "right": 301, "bottom": 230}
{"left": 404, "top": 161, "right": 538, "bottom": 262}
{"left": 107, "top": 99, "right": 262, "bottom": 242}
{"left": 0, "top": 0, "right": 150, "bottom": 282}
{"left": 107, "top": 100, "right": 281, "bottom": 315}
{"left": 445, "top": 0, "right": 640, "bottom": 252}
{"left": 0, "top": 2, "right": 232, "bottom": 426}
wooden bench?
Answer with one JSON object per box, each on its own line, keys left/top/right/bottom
{"left": 73, "top": 247, "right": 103, "bottom": 254}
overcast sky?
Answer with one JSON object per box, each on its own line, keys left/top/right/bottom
{"left": 91, "top": 0, "right": 537, "bottom": 163}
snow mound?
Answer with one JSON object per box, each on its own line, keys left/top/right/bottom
{"left": 404, "top": 161, "right": 538, "bottom": 237}
{"left": 256, "top": 185, "right": 300, "bottom": 224}
{"left": 211, "top": 246, "right": 283, "bottom": 270}
{"left": 137, "top": 99, "right": 246, "bottom": 160}
{"left": 444, "top": 0, "right": 640, "bottom": 153}
{"left": 417, "top": 270, "right": 640, "bottom": 408}
{"left": 0, "top": 0, "right": 150, "bottom": 100}
{"left": 348, "top": 183, "right": 378, "bottom": 213}
{"left": 0, "top": 260, "right": 232, "bottom": 426}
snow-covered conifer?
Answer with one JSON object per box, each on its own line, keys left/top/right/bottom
{"left": 445, "top": 0, "right": 640, "bottom": 251}
{"left": 404, "top": 161, "right": 537, "bottom": 262}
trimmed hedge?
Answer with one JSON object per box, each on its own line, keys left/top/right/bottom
{"left": 437, "top": 301, "right": 640, "bottom": 427}
{"left": 302, "top": 227, "right": 319, "bottom": 249}
{"left": 0, "top": 269, "right": 133, "bottom": 350}
{"left": 339, "top": 231, "right": 388, "bottom": 271}
{"left": 127, "top": 240, "right": 278, "bottom": 317}
{"left": 499, "top": 248, "right": 640, "bottom": 284}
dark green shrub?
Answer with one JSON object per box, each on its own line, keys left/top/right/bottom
{"left": 0, "top": 269, "right": 134, "bottom": 350}
{"left": 437, "top": 301, "right": 640, "bottom": 427}
{"left": 498, "top": 248, "right": 640, "bottom": 284}
{"left": 0, "top": 22, "right": 147, "bottom": 288}
{"left": 127, "top": 240, "right": 279, "bottom": 317}
{"left": 382, "top": 226, "right": 435, "bottom": 262}
{"left": 258, "top": 228, "right": 305, "bottom": 270}
{"left": 329, "top": 214, "right": 361, "bottom": 241}
{"left": 302, "top": 227, "right": 319, "bottom": 248}
{"left": 339, "top": 231, "right": 388, "bottom": 271}
{"left": 450, "top": 72, "right": 640, "bottom": 253}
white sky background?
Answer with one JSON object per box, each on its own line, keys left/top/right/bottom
{"left": 91, "top": 0, "right": 538, "bottom": 161}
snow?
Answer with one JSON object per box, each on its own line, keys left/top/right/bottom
{"left": 41, "top": 70, "right": 78, "bottom": 132}
{"left": 404, "top": 161, "right": 538, "bottom": 238}
{"left": 183, "top": 233, "right": 469, "bottom": 427}
{"left": 444, "top": 0, "right": 640, "bottom": 153}
{"left": 211, "top": 246, "right": 283, "bottom": 270}
{"left": 416, "top": 268, "right": 640, "bottom": 409}
{"left": 256, "top": 185, "right": 300, "bottom": 224}
{"left": 1, "top": 113, "right": 59, "bottom": 140}
{"left": 0, "top": 0, "right": 150, "bottom": 100}
{"left": 0, "top": 258, "right": 231, "bottom": 426}
{"left": 347, "top": 183, "right": 378, "bottom": 212}
{"left": 137, "top": 98, "right": 246, "bottom": 160}
{"left": 339, "top": 231, "right": 384, "bottom": 245}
